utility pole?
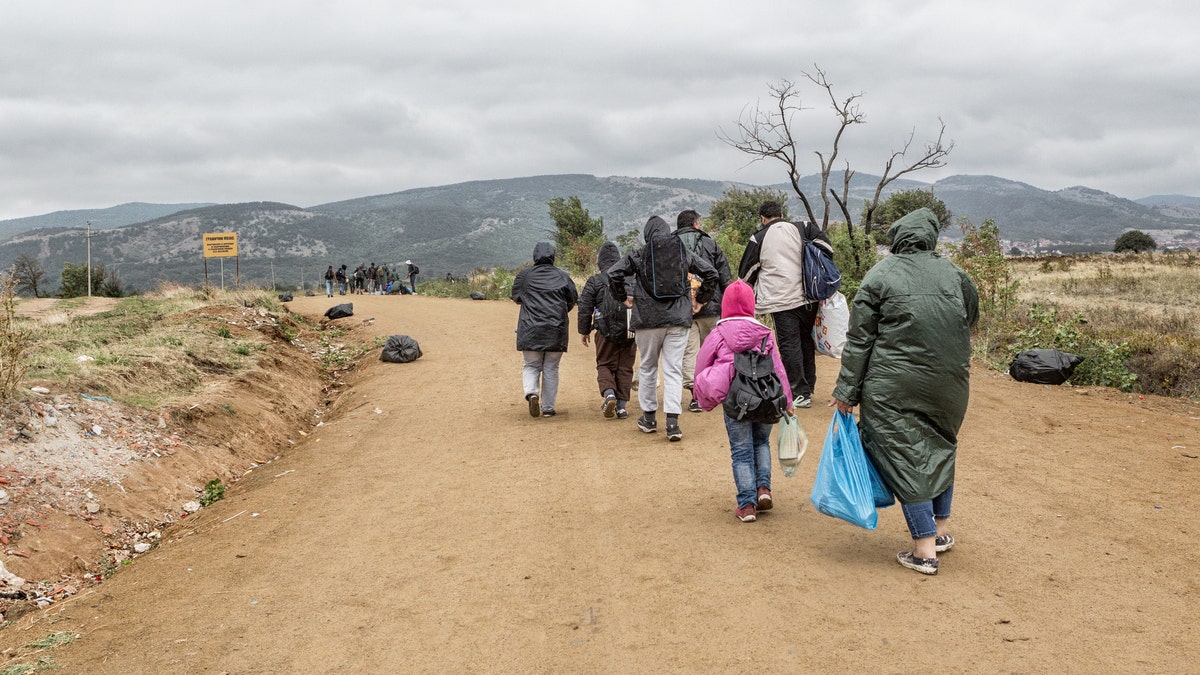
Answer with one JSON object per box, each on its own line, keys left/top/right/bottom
{"left": 86, "top": 220, "right": 93, "bottom": 298}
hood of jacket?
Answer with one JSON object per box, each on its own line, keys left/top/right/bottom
{"left": 532, "top": 241, "right": 556, "bottom": 265}
{"left": 888, "top": 208, "right": 939, "bottom": 255}
{"left": 596, "top": 241, "right": 621, "bottom": 272}
{"left": 643, "top": 216, "right": 670, "bottom": 242}
{"left": 721, "top": 280, "right": 756, "bottom": 319}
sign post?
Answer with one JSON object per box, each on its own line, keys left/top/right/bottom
{"left": 202, "top": 232, "right": 239, "bottom": 288}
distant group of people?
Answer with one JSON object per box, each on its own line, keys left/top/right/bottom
{"left": 322, "top": 261, "right": 422, "bottom": 297}
{"left": 510, "top": 202, "right": 979, "bottom": 576}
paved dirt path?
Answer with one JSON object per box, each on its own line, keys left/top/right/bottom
{"left": 4, "top": 294, "right": 1197, "bottom": 672}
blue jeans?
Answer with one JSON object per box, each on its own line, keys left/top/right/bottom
{"left": 325, "top": 280, "right": 333, "bottom": 296}
{"left": 724, "top": 414, "right": 773, "bottom": 508}
{"left": 900, "top": 486, "right": 954, "bottom": 540}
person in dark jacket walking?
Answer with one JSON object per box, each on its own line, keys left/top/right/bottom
{"left": 512, "top": 242, "right": 579, "bottom": 418}
{"left": 578, "top": 241, "right": 637, "bottom": 420}
{"left": 831, "top": 208, "right": 979, "bottom": 575}
{"left": 335, "top": 265, "right": 348, "bottom": 295}
{"left": 607, "top": 216, "right": 719, "bottom": 441}
{"left": 323, "top": 265, "right": 335, "bottom": 297}
{"left": 674, "top": 209, "right": 732, "bottom": 413}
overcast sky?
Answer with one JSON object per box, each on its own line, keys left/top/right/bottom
{"left": 1, "top": 1, "right": 1197, "bottom": 220}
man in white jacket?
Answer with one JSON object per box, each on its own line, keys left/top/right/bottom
{"left": 736, "top": 200, "right": 820, "bottom": 408}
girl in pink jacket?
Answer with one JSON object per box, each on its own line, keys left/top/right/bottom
{"left": 694, "top": 280, "right": 794, "bottom": 522}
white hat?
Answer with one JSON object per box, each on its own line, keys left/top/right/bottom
{"left": 405, "top": 260, "right": 412, "bottom": 264}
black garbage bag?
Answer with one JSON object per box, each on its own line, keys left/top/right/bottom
{"left": 380, "top": 335, "right": 422, "bottom": 363}
{"left": 470, "top": 291, "right": 486, "bottom": 300}
{"left": 278, "top": 293, "right": 294, "bottom": 302}
{"left": 304, "top": 290, "right": 315, "bottom": 297}
{"left": 1009, "top": 349, "right": 1084, "bottom": 385}
{"left": 324, "top": 303, "right": 354, "bottom": 320}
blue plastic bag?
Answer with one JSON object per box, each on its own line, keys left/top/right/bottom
{"left": 810, "top": 410, "right": 884, "bottom": 529}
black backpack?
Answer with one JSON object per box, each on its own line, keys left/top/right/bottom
{"left": 723, "top": 337, "right": 787, "bottom": 424}
{"left": 638, "top": 236, "right": 688, "bottom": 300}
{"left": 595, "top": 285, "right": 632, "bottom": 342}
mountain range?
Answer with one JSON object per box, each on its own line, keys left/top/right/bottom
{"left": 1, "top": 174, "right": 1197, "bottom": 294}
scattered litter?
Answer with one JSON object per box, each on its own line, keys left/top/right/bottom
{"left": 134, "top": 543, "right": 152, "bottom": 553}
{"left": 1171, "top": 445, "right": 1186, "bottom": 449}
{"left": 374, "top": 408, "right": 383, "bottom": 414}
{"left": 79, "top": 393, "right": 112, "bottom": 402}
{"left": 76, "top": 355, "right": 95, "bottom": 364}
{"left": 182, "top": 501, "right": 202, "bottom": 514}
{"left": 274, "top": 469, "right": 296, "bottom": 478}
{"left": 30, "top": 387, "right": 50, "bottom": 395}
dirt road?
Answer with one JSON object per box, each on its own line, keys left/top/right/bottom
{"left": 4, "top": 293, "right": 1197, "bottom": 672}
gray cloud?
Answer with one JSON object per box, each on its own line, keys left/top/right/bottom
{"left": 1, "top": 1, "right": 1198, "bottom": 220}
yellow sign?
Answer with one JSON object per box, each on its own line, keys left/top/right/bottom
{"left": 203, "top": 232, "right": 239, "bottom": 258}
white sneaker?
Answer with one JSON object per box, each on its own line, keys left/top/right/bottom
{"left": 793, "top": 395, "right": 812, "bottom": 409}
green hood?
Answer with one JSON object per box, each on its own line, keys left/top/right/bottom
{"left": 888, "top": 208, "right": 939, "bottom": 255}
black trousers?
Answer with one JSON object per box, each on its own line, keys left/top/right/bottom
{"left": 771, "top": 302, "right": 819, "bottom": 399}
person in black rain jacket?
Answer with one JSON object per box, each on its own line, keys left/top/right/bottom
{"left": 512, "top": 242, "right": 579, "bottom": 418}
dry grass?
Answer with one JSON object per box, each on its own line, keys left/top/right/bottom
{"left": 15, "top": 285, "right": 294, "bottom": 407}
{"left": 1006, "top": 252, "right": 1200, "bottom": 398}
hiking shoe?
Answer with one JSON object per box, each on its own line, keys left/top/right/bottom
{"left": 735, "top": 504, "right": 757, "bottom": 522}
{"left": 793, "top": 394, "right": 812, "bottom": 409}
{"left": 616, "top": 408, "right": 629, "bottom": 420}
{"left": 637, "top": 415, "right": 657, "bottom": 433}
{"left": 935, "top": 534, "right": 955, "bottom": 552}
{"left": 526, "top": 393, "right": 540, "bottom": 418}
{"left": 542, "top": 408, "right": 556, "bottom": 418}
{"left": 687, "top": 398, "right": 702, "bottom": 413}
{"left": 756, "top": 487, "right": 773, "bottom": 511}
{"left": 665, "top": 420, "right": 682, "bottom": 442}
{"left": 896, "top": 551, "right": 939, "bottom": 575}
{"left": 602, "top": 394, "right": 617, "bottom": 419}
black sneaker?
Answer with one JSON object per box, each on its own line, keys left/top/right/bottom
{"left": 637, "top": 415, "right": 657, "bottom": 433}
{"left": 935, "top": 534, "right": 955, "bottom": 552}
{"left": 687, "top": 399, "right": 701, "bottom": 413}
{"left": 616, "top": 408, "right": 629, "bottom": 420}
{"left": 542, "top": 408, "right": 556, "bottom": 418}
{"left": 665, "top": 420, "right": 682, "bottom": 442}
{"left": 602, "top": 394, "right": 617, "bottom": 419}
{"left": 526, "top": 393, "right": 540, "bottom": 418}
{"left": 896, "top": 551, "right": 939, "bottom": 575}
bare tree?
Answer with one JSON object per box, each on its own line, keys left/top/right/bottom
{"left": 718, "top": 79, "right": 820, "bottom": 225}
{"left": 720, "top": 65, "right": 953, "bottom": 236}
{"left": 859, "top": 122, "right": 954, "bottom": 236}
{"left": 11, "top": 254, "right": 46, "bottom": 298}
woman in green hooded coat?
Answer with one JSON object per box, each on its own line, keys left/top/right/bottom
{"left": 831, "top": 208, "right": 979, "bottom": 575}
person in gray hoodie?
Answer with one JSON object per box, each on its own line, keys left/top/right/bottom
{"left": 577, "top": 241, "right": 637, "bottom": 419}
{"left": 512, "top": 242, "right": 579, "bottom": 418}
{"left": 607, "top": 216, "right": 719, "bottom": 441}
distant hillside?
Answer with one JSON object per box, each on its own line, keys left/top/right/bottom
{"left": 0, "top": 202, "right": 215, "bottom": 242}
{"left": 932, "top": 176, "right": 1200, "bottom": 248}
{"left": 1, "top": 174, "right": 1197, "bottom": 294}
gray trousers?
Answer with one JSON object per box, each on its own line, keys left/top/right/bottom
{"left": 635, "top": 326, "right": 688, "bottom": 415}
{"left": 522, "top": 351, "right": 563, "bottom": 411}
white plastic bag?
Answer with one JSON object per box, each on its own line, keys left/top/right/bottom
{"left": 775, "top": 413, "right": 809, "bottom": 477}
{"left": 813, "top": 291, "right": 849, "bottom": 359}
